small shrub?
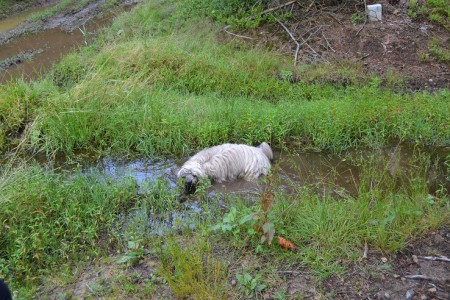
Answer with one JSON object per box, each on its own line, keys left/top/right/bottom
{"left": 351, "top": 12, "right": 365, "bottom": 25}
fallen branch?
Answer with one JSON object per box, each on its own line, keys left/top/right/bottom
{"left": 223, "top": 25, "right": 253, "bottom": 40}
{"left": 418, "top": 256, "right": 450, "bottom": 263}
{"left": 356, "top": 0, "right": 368, "bottom": 36}
{"left": 356, "top": 19, "right": 367, "bottom": 36}
{"left": 322, "top": 32, "right": 335, "bottom": 52}
{"left": 275, "top": 18, "right": 300, "bottom": 66}
{"left": 358, "top": 53, "right": 370, "bottom": 61}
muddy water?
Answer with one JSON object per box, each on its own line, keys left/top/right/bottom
{"left": 0, "top": 5, "right": 48, "bottom": 33}
{"left": 63, "top": 146, "right": 448, "bottom": 235}
{"left": 86, "top": 146, "right": 449, "bottom": 198}
{"left": 0, "top": 14, "right": 112, "bottom": 83}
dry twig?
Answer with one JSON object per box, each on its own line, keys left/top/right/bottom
{"left": 261, "top": 0, "right": 297, "bottom": 16}
{"left": 277, "top": 270, "right": 302, "bottom": 275}
{"left": 223, "top": 25, "right": 253, "bottom": 40}
{"left": 275, "top": 18, "right": 300, "bottom": 66}
{"left": 322, "top": 32, "right": 335, "bottom": 52}
{"left": 356, "top": 0, "right": 368, "bottom": 36}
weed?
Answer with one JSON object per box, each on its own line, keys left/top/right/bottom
{"left": 351, "top": 12, "right": 365, "bottom": 25}
{"left": 236, "top": 272, "right": 267, "bottom": 297}
{"left": 159, "top": 237, "right": 228, "bottom": 299}
{"left": 428, "top": 38, "right": 450, "bottom": 63}
{"left": 210, "top": 152, "right": 449, "bottom": 277}
{"left": 407, "top": 0, "right": 449, "bottom": 28}
{"left": 418, "top": 51, "right": 431, "bottom": 63}
{"left": 117, "top": 241, "right": 144, "bottom": 266}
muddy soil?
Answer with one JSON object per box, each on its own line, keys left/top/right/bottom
{"left": 0, "top": 0, "right": 56, "bottom": 20}
{"left": 34, "top": 146, "right": 449, "bottom": 299}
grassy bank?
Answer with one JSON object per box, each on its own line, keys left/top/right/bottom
{"left": 0, "top": 1, "right": 449, "bottom": 156}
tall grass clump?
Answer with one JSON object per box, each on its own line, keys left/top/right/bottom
{"left": 0, "top": 78, "right": 59, "bottom": 150}
{"left": 0, "top": 164, "right": 139, "bottom": 293}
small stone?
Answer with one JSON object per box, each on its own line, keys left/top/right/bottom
{"left": 231, "top": 279, "right": 237, "bottom": 286}
{"left": 412, "top": 255, "right": 419, "bottom": 263}
{"left": 428, "top": 287, "right": 437, "bottom": 293}
{"left": 381, "top": 257, "right": 388, "bottom": 263}
{"left": 393, "top": 274, "right": 400, "bottom": 278}
{"left": 434, "top": 234, "right": 444, "bottom": 243}
{"left": 384, "top": 292, "right": 390, "bottom": 299}
{"left": 421, "top": 295, "right": 428, "bottom": 300}
{"left": 429, "top": 78, "right": 433, "bottom": 82}
{"left": 406, "top": 289, "right": 415, "bottom": 299}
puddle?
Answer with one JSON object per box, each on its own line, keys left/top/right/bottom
{"left": 40, "top": 145, "right": 448, "bottom": 236}
{"left": 0, "top": 5, "right": 49, "bottom": 33}
{"left": 0, "top": 15, "right": 112, "bottom": 83}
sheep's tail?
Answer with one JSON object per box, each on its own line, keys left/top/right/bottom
{"left": 259, "top": 142, "right": 273, "bottom": 161}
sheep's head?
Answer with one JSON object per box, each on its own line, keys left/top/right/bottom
{"left": 184, "top": 174, "right": 198, "bottom": 194}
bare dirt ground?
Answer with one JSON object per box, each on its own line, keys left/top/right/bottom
{"left": 323, "top": 226, "right": 450, "bottom": 299}
{"left": 223, "top": 0, "right": 449, "bottom": 91}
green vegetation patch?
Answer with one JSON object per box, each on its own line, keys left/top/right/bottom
{"left": 408, "top": 0, "right": 450, "bottom": 29}
{"left": 159, "top": 238, "right": 228, "bottom": 299}
{"left": 0, "top": 164, "right": 139, "bottom": 293}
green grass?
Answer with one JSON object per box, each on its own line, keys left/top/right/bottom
{"left": 428, "top": 38, "right": 450, "bottom": 63}
{"left": 1, "top": 33, "right": 449, "bottom": 155}
{"left": 29, "top": 0, "right": 74, "bottom": 21}
{"left": 0, "top": 163, "right": 139, "bottom": 296}
{"left": 0, "top": 0, "right": 14, "bottom": 15}
{"left": 408, "top": 0, "right": 450, "bottom": 29}
{"left": 159, "top": 237, "right": 228, "bottom": 299}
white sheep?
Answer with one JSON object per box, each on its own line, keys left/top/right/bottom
{"left": 177, "top": 142, "right": 273, "bottom": 194}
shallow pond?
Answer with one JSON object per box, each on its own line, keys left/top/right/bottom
{"left": 34, "top": 145, "right": 449, "bottom": 235}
